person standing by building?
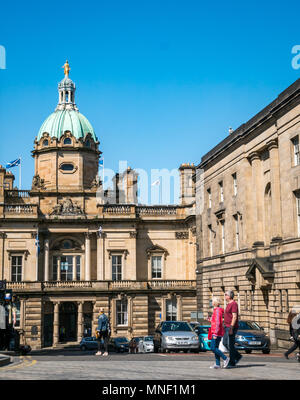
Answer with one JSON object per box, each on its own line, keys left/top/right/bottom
{"left": 284, "top": 308, "right": 300, "bottom": 360}
{"left": 224, "top": 290, "right": 242, "bottom": 368}
{"left": 207, "top": 297, "right": 230, "bottom": 369}
{"left": 95, "top": 307, "right": 110, "bottom": 357}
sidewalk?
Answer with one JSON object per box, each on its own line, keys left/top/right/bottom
{"left": 0, "top": 354, "right": 11, "bottom": 367}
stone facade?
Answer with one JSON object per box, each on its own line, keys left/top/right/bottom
{"left": 0, "top": 70, "right": 197, "bottom": 349}
{"left": 195, "top": 78, "right": 300, "bottom": 349}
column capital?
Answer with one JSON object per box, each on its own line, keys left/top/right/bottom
{"left": 84, "top": 232, "right": 92, "bottom": 239}
{"left": 266, "top": 139, "right": 278, "bottom": 151}
{"left": 248, "top": 151, "right": 260, "bottom": 163}
{"left": 0, "top": 232, "right": 6, "bottom": 239}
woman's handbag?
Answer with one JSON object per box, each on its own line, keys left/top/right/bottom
{"left": 218, "top": 337, "right": 228, "bottom": 353}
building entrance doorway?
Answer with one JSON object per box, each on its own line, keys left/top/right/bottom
{"left": 59, "top": 302, "right": 77, "bottom": 342}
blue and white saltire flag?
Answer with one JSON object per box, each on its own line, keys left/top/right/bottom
{"left": 6, "top": 158, "right": 21, "bottom": 169}
{"left": 35, "top": 232, "right": 40, "bottom": 255}
{"left": 99, "top": 159, "right": 104, "bottom": 166}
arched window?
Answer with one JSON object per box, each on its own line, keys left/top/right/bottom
{"left": 42, "top": 139, "right": 49, "bottom": 147}
{"left": 85, "top": 139, "right": 91, "bottom": 148}
{"left": 63, "top": 138, "right": 72, "bottom": 145}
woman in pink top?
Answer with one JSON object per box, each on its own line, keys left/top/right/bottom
{"left": 207, "top": 297, "right": 229, "bottom": 369}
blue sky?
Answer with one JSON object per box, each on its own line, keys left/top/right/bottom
{"left": 0, "top": 0, "right": 300, "bottom": 202}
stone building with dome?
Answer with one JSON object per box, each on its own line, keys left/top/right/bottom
{"left": 0, "top": 64, "right": 197, "bottom": 349}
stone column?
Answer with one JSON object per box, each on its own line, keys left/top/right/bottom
{"left": 161, "top": 297, "right": 166, "bottom": 321}
{"left": 176, "top": 295, "right": 182, "bottom": 321}
{"left": 97, "top": 231, "right": 104, "bottom": 280}
{"left": 267, "top": 139, "right": 282, "bottom": 240}
{"left": 85, "top": 233, "right": 91, "bottom": 281}
{"left": 53, "top": 302, "right": 60, "bottom": 346}
{"left": 77, "top": 302, "right": 83, "bottom": 341}
{"left": 249, "top": 152, "right": 264, "bottom": 246}
{"left": 44, "top": 236, "right": 50, "bottom": 282}
{"left": 92, "top": 302, "right": 98, "bottom": 336}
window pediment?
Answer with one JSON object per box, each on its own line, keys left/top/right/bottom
{"left": 146, "top": 245, "right": 169, "bottom": 260}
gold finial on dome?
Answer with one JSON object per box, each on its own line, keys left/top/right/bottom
{"left": 62, "top": 60, "right": 70, "bottom": 77}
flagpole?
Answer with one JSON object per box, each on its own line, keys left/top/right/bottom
{"left": 19, "top": 156, "right": 22, "bottom": 190}
{"left": 36, "top": 228, "right": 39, "bottom": 281}
{"left": 160, "top": 176, "right": 162, "bottom": 204}
{"left": 102, "top": 157, "right": 104, "bottom": 189}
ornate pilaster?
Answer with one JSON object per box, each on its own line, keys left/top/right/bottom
{"left": 44, "top": 235, "right": 50, "bottom": 282}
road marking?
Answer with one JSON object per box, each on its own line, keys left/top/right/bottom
{"left": 1, "top": 355, "right": 37, "bottom": 371}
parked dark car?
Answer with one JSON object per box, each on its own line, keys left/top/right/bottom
{"left": 79, "top": 336, "right": 98, "bottom": 351}
{"left": 234, "top": 321, "right": 270, "bottom": 354}
{"left": 108, "top": 337, "right": 129, "bottom": 353}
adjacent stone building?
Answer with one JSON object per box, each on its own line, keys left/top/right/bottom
{"left": 0, "top": 65, "right": 197, "bottom": 349}
{"left": 196, "top": 78, "right": 300, "bottom": 348}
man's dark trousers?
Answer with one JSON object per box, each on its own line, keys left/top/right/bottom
{"left": 97, "top": 330, "right": 109, "bottom": 353}
{"left": 226, "top": 326, "right": 241, "bottom": 366}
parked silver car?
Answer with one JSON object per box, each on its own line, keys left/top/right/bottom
{"left": 138, "top": 336, "right": 154, "bottom": 353}
{"left": 153, "top": 321, "right": 200, "bottom": 353}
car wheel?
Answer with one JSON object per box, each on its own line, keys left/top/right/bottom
{"left": 80, "top": 345, "right": 87, "bottom": 351}
{"left": 262, "top": 349, "right": 270, "bottom": 354}
{"left": 245, "top": 349, "right": 252, "bottom": 354}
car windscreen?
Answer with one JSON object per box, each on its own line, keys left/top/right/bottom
{"left": 161, "top": 322, "right": 192, "bottom": 332}
{"left": 238, "top": 321, "right": 255, "bottom": 330}
{"left": 143, "top": 336, "right": 153, "bottom": 341}
{"left": 198, "top": 326, "right": 210, "bottom": 334}
{"left": 115, "top": 337, "right": 128, "bottom": 343}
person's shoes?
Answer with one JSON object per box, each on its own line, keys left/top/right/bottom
{"left": 95, "top": 351, "right": 102, "bottom": 356}
{"left": 235, "top": 354, "right": 243, "bottom": 366}
{"left": 223, "top": 357, "right": 230, "bottom": 368}
{"left": 102, "top": 352, "right": 108, "bottom": 356}
{"left": 284, "top": 352, "right": 289, "bottom": 360}
{"left": 209, "top": 364, "right": 221, "bottom": 369}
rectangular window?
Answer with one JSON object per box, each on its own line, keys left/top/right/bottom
{"left": 11, "top": 256, "right": 22, "bottom": 282}
{"left": 112, "top": 255, "right": 122, "bottom": 281}
{"left": 53, "top": 256, "right": 58, "bottom": 280}
{"left": 292, "top": 136, "right": 300, "bottom": 166}
{"left": 166, "top": 298, "right": 177, "bottom": 321}
{"left": 234, "top": 214, "right": 239, "bottom": 250}
{"left": 208, "top": 225, "right": 213, "bottom": 257}
{"left": 221, "top": 221, "right": 225, "bottom": 254}
{"left": 219, "top": 181, "right": 224, "bottom": 202}
{"left": 76, "top": 256, "right": 81, "bottom": 280}
{"left": 116, "top": 299, "right": 128, "bottom": 326}
{"left": 296, "top": 191, "right": 300, "bottom": 237}
{"left": 207, "top": 188, "right": 212, "bottom": 208}
{"left": 152, "top": 256, "right": 162, "bottom": 279}
{"left": 60, "top": 255, "right": 73, "bottom": 281}
{"left": 232, "top": 173, "right": 237, "bottom": 196}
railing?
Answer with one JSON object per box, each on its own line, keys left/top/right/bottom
{"left": 5, "top": 190, "right": 31, "bottom": 198}
{"left": 136, "top": 206, "right": 177, "bottom": 216}
{"left": 4, "top": 204, "right": 36, "bottom": 214}
{"left": 43, "top": 281, "right": 93, "bottom": 289}
{"left": 148, "top": 280, "right": 196, "bottom": 289}
{"left": 5, "top": 280, "right": 196, "bottom": 291}
{"left": 103, "top": 205, "right": 132, "bottom": 214}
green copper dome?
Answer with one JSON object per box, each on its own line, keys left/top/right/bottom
{"left": 38, "top": 109, "right": 97, "bottom": 141}
{"left": 37, "top": 64, "right": 97, "bottom": 142}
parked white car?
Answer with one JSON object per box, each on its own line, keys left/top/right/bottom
{"left": 138, "top": 336, "right": 154, "bottom": 353}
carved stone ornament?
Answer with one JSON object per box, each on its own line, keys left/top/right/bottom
{"left": 91, "top": 175, "right": 101, "bottom": 188}
{"left": 32, "top": 174, "right": 45, "bottom": 190}
{"left": 50, "top": 197, "right": 84, "bottom": 216}
{"left": 175, "top": 231, "right": 189, "bottom": 239}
